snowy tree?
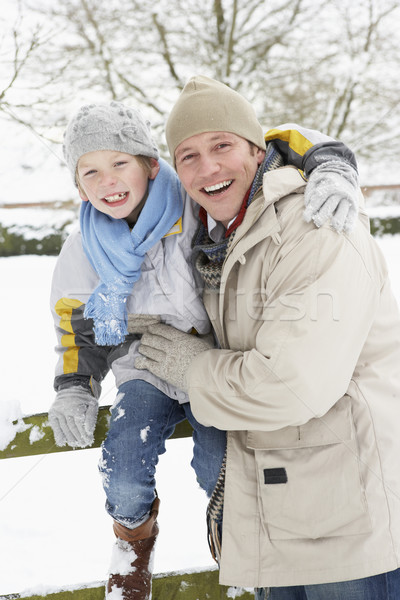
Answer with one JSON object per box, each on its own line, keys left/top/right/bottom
{"left": 1, "top": 0, "right": 399, "bottom": 159}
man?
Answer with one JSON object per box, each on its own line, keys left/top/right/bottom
{"left": 136, "top": 76, "right": 400, "bottom": 599}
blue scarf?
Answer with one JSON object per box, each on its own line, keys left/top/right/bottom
{"left": 80, "top": 158, "right": 182, "bottom": 346}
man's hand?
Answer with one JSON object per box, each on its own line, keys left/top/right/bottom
{"left": 48, "top": 387, "right": 100, "bottom": 448}
{"left": 135, "top": 323, "right": 214, "bottom": 391}
{"left": 127, "top": 313, "right": 161, "bottom": 335}
{"left": 304, "top": 160, "right": 359, "bottom": 233}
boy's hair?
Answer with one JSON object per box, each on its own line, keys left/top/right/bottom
{"left": 133, "top": 155, "right": 154, "bottom": 176}
{"left": 63, "top": 101, "right": 159, "bottom": 185}
{"left": 75, "top": 154, "right": 155, "bottom": 192}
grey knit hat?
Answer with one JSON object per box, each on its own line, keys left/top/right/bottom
{"left": 63, "top": 101, "right": 159, "bottom": 183}
{"left": 166, "top": 75, "right": 266, "bottom": 166}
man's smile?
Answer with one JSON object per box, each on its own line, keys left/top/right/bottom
{"left": 202, "top": 180, "right": 233, "bottom": 196}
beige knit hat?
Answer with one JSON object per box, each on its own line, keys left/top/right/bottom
{"left": 166, "top": 75, "right": 266, "bottom": 166}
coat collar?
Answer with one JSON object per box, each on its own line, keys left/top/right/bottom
{"left": 262, "top": 166, "right": 307, "bottom": 210}
{"left": 224, "top": 167, "right": 306, "bottom": 255}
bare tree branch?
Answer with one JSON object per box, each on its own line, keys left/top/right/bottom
{"left": 0, "top": 0, "right": 399, "bottom": 164}
{"left": 152, "top": 12, "right": 182, "bottom": 85}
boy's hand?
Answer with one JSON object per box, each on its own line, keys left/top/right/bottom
{"left": 127, "top": 313, "right": 161, "bottom": 334}
{"left": 135, "top": 323, "right": 214, "bottom": 392}
{"left": 49, "top": 388, "right": 99, "bottom": 448}
{"left": 304, "top": 160, "right": 359, "bottom": 233}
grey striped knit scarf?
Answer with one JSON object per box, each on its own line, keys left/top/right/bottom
{"left": 206, "top": 449, "right": 226, "bottom": 564}
{"left": 192, "top": 143, "right": 284, "bottom": 290}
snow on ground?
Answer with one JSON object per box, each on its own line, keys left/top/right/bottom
{"left": 0, "top": 256, "right": 212, "bottom": 595}
{"left": 0, "top": 228, "right": 399, "bottom": 595}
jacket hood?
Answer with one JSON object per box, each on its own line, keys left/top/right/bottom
{"left": 260, "top": 165, "right": 369, "bottom": 232}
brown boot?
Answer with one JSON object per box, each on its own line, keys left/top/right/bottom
{"left": 106, "top": 497, "right": 160, "bottom": 600}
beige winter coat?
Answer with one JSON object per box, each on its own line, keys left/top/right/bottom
{"left": 187, "top": 166, "right": 400, "bottom": 587}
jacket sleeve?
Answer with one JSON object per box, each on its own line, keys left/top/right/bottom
{"left": 50, "top": 232, "right": 111, "bottom": 393}
{"left": 187, "top": 223, "right": 381, "bottom": 432}
{"left": 264, "top": 123, "right": 357, "bottom": 177}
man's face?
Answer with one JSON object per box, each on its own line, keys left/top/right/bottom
{"left": 175, "top": 132, "right": 265, "bottom": 227}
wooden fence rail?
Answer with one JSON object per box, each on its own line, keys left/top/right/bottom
{"left": 0, "top": 406, "right": 193, "bottom": 460}
{"left": 0, "top": 408, "right": 253, "bottom": 600}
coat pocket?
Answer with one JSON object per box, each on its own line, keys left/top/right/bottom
{"left": 247, "top": 397, "right": 371, "bottom": 540}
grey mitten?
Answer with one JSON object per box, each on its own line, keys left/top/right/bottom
{"left": 127, "top": 313, "right": 161, "bottom": 334}
{"left": 135, "top": 323, "right": 214, "bottom": 391}
{"left": 48, "top": 386, "right": 100, "bottom": 448}
{"left": 303, "top": 160, "right": 359, "bottom": 233}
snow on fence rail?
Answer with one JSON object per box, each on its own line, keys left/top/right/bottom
{"left": 0, "top": 406, "right": 193, "bottom": 460}
{"left": 0, "top": 410, "right": 253, "bottom": 600}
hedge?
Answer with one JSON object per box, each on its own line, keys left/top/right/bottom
{"left": 0, "top": 217, "right": 399, "bottom": 257}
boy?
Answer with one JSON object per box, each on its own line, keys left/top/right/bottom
{"left": 49, "top": 101, "right": 227, "bottom": 600}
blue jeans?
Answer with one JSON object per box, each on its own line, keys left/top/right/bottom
{"left": 99, "top": 379, "right": 227, "bottom": 528}
{"left": 255, "top": 567, "right": 400, "bottom": 599}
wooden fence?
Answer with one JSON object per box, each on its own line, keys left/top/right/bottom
{"left": 0, "top": 409, "right": 253, "bottom": 600}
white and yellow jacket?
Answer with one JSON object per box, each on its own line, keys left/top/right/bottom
{"left": 51, "top": 194, "right": 208, "bottom": 403}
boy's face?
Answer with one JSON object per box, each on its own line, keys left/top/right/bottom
{"left": 77, "top": 150, "right": 159, "bottom": 224}
{"left": 175, "top": 131, "right": 265, "bottom": 227}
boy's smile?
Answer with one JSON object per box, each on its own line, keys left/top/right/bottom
{"left": 103, "top": 191, "right": 128, "bottom": 203}
{"left": 77, "top": 150, "right": 159, "bottom": 224}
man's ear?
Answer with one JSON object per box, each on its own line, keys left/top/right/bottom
{"left": 257, "top": 148, "right": 266, "bottom": 165}
{"left": 149, "top": 158, "right": 160, "bottom": 180}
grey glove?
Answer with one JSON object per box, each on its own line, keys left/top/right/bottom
{"left": 303, "top": 160, "right": 359, "bottom": 233}
{"left": 48, "top": 386, "right": 100, "bottom": 448}
{"left": 127, "top": 313, "right": 161, "bottom": 335}
{"left": 135, "top": 323, "right": 214, "bottom": 392}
